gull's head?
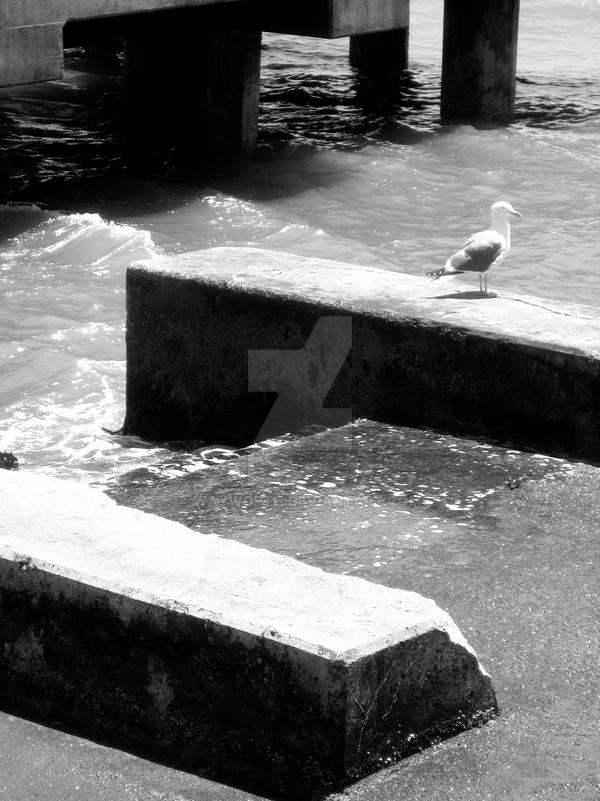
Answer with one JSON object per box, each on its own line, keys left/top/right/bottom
{"left": 491, "top": 200, "right": 521, "bottom": 220}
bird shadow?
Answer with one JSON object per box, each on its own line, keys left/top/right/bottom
{"left": 431, "top": 290, "right": 498, "bottom": 300}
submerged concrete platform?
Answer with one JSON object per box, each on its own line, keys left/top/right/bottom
{"left": 0, "top": 470, "right": 496, "bottom": 796}
{"left": 125, "top": 247, "right": 600, "bottom": 462}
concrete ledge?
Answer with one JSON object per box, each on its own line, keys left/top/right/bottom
{"left": 124, "top": 247, "right": 600, "bottom": 462}
{"left": 0, "top": 471, "right": 496, "bottom": 795}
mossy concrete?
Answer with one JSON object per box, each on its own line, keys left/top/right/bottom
{"left": 124, "top": 247, "right": 600, "bottom": 461}
{"left": 0, "top": 470, "right": 496, "bottom": 796}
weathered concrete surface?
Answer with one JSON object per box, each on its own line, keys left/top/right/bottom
{"left": 2, "top": 0, "right": 408, "bottom": 38}
{"left": 0, "top": 23, "right": 64, "bottom": 86}
{"left": 1, "top": 0, "right": 410, "bottom": 89}
{"left": 109, "top": 419, "right": 600, "bottom": 800}
{"left": 0, "top": 470, "right": 496, "bottom": 796}
{"left": 0, "top": 1, "right": 241, "bottom": 87}
{"left": 124, "top": 247, "right": 600, "bottom": 461}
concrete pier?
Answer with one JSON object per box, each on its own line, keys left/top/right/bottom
{"left": 0, "top": 0, "right": 523, "bottom": 145}
{"left": 0, "top": 469, "right": 497, "bottom": 796}
{"left": 441, "top": 0, "right": 520, "bottom": 122}
{"left": 124, "top": 247, "right": 600, "bottom": 462}
{"left": 0, "top": 1, "right": 233, "bottom": 87}
{"left": 0, "top": 23, "right": 64, "bottom": 87}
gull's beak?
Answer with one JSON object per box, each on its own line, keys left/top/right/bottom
{"left": 509, "top": 206, "right": 522, "bottom": 219}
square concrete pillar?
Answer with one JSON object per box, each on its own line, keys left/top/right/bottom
{"left": 0, "top": 24, "right": 64, "bottom": 87}
{"left": 349, "top": 28, "right": 409, "bottom": 72}
{"left": 125, "top": 7, "right": 261, "bottom": 154}
{"left": 441, "top": 0, "right": 520, "bottom": 123}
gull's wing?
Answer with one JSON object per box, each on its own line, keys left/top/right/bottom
{"left": 446, "top": 229, "right": 506, "bottom": 273}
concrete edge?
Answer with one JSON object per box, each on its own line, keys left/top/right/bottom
{"left": 130, "top": 248, "right": 600, "bottom": 358}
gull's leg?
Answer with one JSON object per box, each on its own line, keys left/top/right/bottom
{"left": 479, "top": 274, "right": 483, "bottom": 294}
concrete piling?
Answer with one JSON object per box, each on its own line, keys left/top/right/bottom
{"left": 0, "top": 23, "right": 64, "bottom": 87}
{"left": 349, "top": 29, "right": 409, "bottom": 72}
{"left": 124, "top": 8, "right": 262, "bottom": 153}
{"left": 441, "top": 0, "right": 520, "bottom": 123}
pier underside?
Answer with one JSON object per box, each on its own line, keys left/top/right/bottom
{"left": 0, "top": 0, "right": 520, "bottom": 153}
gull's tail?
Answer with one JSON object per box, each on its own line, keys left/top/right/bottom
{"left": 426, "top": 266, "right": 464, "bottom": 280}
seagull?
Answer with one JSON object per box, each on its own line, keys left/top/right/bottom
{"left": 427, "top": 201, "right": 521, "bottom": 295}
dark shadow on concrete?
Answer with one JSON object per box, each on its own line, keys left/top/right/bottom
{"left": 0, "top": 699, "right": 331, "bottom": 801}
{"left": 431, "top": 290, "right": 498, "bottom": 300}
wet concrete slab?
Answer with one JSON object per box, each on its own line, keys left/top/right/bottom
{"left": 108, "top": 420, "right": 600, "bottom": 800}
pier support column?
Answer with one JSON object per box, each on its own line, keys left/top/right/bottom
{"left": 0, "top": 24, "right": 64, "bottom": 87}
{"left": 441, "top": 0, "right": 520, "bottom": 123}
{"left": 125, "top": 8, "right": 261, "bottom": 155}
{"left": 349, "top": 29, "right": 409, "bottom": 72}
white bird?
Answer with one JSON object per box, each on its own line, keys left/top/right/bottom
{"left": 427, "top": 201, "right": 522, "bottom": 295}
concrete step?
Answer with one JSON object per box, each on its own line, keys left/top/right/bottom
{"left": 0, "top": 463, "right": 496, "bottom": 797}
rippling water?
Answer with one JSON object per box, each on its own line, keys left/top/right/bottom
{"left": 0, "top": 0, "right": 599, "bottom": 480}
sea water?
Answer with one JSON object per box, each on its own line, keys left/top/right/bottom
{"left": 0, "top": 0, "right": 599, "bottom": 481}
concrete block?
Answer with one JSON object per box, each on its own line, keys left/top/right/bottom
{"left": 124, "top": 247, "right": 600, "bottom": 462}
{"left": 0, "top": 471, "right": 497, "bottom": 795}
{"left": 0, "top": 1, "right": 249, "bottom": 89}
{"left": 124, "top": 7, "right": 262, "bottom": 153}
{"left": 0, "top": 24, "right": 63, "bottom": 87}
